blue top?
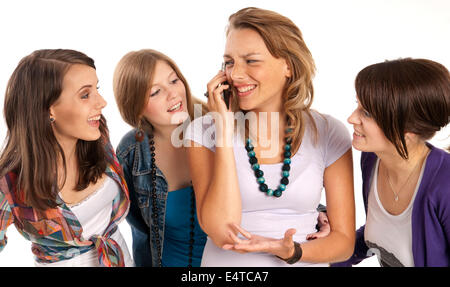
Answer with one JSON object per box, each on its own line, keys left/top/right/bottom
{"left": 116, "top": 128, "right": 207, "bottom": 267}
{"left": 162, "top": 186, "right": 206, "bottom": 267}
{"left": 333, "top": 143, "right": 450, "bottom": 267}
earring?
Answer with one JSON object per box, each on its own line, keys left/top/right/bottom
{"left": 135, "top": 120, "right": 145, "bottom": 142}
{"left": 50, "top": 117, "right": 55, "bottom": 123}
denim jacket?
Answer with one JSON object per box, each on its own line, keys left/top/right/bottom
{"left": 116, "top": 129, "right": 169, "bottom": 267}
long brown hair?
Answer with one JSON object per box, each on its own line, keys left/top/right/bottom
{"left": 356, "top": 58, "right": 450, "bottom": 158}
{"left": 227, "top": 7, "right": 317, "bottom": 151}
{"left": 113, "top": 49, "right": 207, "bottom": 132}
{"left": 0, "top": 49, "right": 109, "bottom": 210}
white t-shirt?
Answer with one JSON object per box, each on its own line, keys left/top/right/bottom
{"left": 184, "top": 110, "right": 351, "bottom": 267}
{"left": 364, "top": 158, "right": 425, "bottom": 267}
{"left": 35, "top": 177, "right": 134, "bottom": 267}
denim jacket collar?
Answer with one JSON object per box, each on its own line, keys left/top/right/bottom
{"left": 130, "top": 131, "right": 166, "bottom": 181}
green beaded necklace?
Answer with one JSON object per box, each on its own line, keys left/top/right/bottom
{"left": 245, "top": 137, "right": 292, "bottom": 197}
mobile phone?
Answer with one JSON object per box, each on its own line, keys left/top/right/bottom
{"left": 220, "top": 62, "right": 231, "bottom": 109}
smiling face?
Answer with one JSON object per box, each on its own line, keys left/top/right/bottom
{"left": 347, "top": 100, "right": 393, "bottom": 153}
{"left": 49, "top": 64, "right": 106, "bottom": 145}
{"left": 142, "top": 60, "right": 188, "bottom": 129}
{"left": 223, "top": 28, "right": 291, "bottom": 112}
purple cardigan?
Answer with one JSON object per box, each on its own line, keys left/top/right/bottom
{"left": 333, "top": 143, "right": 450, "bottom": 267}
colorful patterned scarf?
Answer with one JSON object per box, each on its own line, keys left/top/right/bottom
{"left": 0, "top": 142, "right": 130, "bottom": 267}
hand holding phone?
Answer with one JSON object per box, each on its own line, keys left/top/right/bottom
{"left": 219, "top": 62, "right": 231, "bottom": 109}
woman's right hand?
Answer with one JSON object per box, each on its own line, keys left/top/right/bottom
{"left": 306, "top": 212, "right": 330, "bottom": 240}
{"left": 206, "top": 70, "right": 234, "bottom": 146}
{"left": 222, "top": 223, "right": 297, "bottom": 260}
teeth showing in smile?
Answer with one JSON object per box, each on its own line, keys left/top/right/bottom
{"left": 237, "top": 85, "right": 256, "bottom": 93}
{"left": 88, "top": 115, "right": 101, "bottom": 121}
{"left": 168, "top": 102, "right": 181, "bottom": 112}
{"left": 354, "top": 131, "right": 364, "bottom": 137}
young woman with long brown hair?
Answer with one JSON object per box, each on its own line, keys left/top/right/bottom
{"left": 185, "top": 7, "right": 355, "bottom": 266}
{"left": 0, "top": 49, "right": 133, "bottom": 267}
{"left": 114, "top": 49, "right": 208, "bottom": 267}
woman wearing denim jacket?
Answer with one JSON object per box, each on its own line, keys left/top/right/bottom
{"left": 114, "top": 49, "right": 209, "bottom": 267}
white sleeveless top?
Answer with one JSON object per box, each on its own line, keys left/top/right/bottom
{"left": 35, "top": 177, "right": 134, "bottom": 267}
{"left": 185, "top": 111, "right": 351, "bottom": 267}
{"left": 364, "top": 158, "right": 425, "bottom": 267}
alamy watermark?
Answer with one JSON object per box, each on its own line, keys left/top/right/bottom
{"left": 169, "top": 104, "right": 282, "bottom": 159}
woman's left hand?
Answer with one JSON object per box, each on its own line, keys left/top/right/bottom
{"left": 222, "top": 223, "right": 296, "bottom": 260}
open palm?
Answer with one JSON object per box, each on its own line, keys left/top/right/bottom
{"left": 222, "top": 223, "right": 296, "bottom": 259}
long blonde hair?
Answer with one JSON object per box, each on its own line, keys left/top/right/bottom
{"left": 227, "top": 7, "right": 318, "bottom": 152}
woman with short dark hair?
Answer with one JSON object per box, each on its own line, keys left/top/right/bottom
{"left": 336, "top": 58, "right": 450, "bottom": 267}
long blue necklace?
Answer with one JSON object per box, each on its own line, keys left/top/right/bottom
{"left": 245, "top": 136, "right": 292, "bottom": 197}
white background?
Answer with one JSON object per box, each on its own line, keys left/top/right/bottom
{"left": 0, "top": 0, "right": 449, "bottom": 267}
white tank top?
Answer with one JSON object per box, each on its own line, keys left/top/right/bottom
{"left": 364, "top": 158, "right": 425, "bottom": 267}
{"left": 35, "top": 177, "right": 133, "bottom": 267}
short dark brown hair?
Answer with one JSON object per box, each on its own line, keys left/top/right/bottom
{"left": 356, "top": 58, "right": 450, "bottom": 158}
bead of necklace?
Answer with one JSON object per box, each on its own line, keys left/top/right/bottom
{"left": 149, "top": 133, "right": 196, "bottom": 267}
